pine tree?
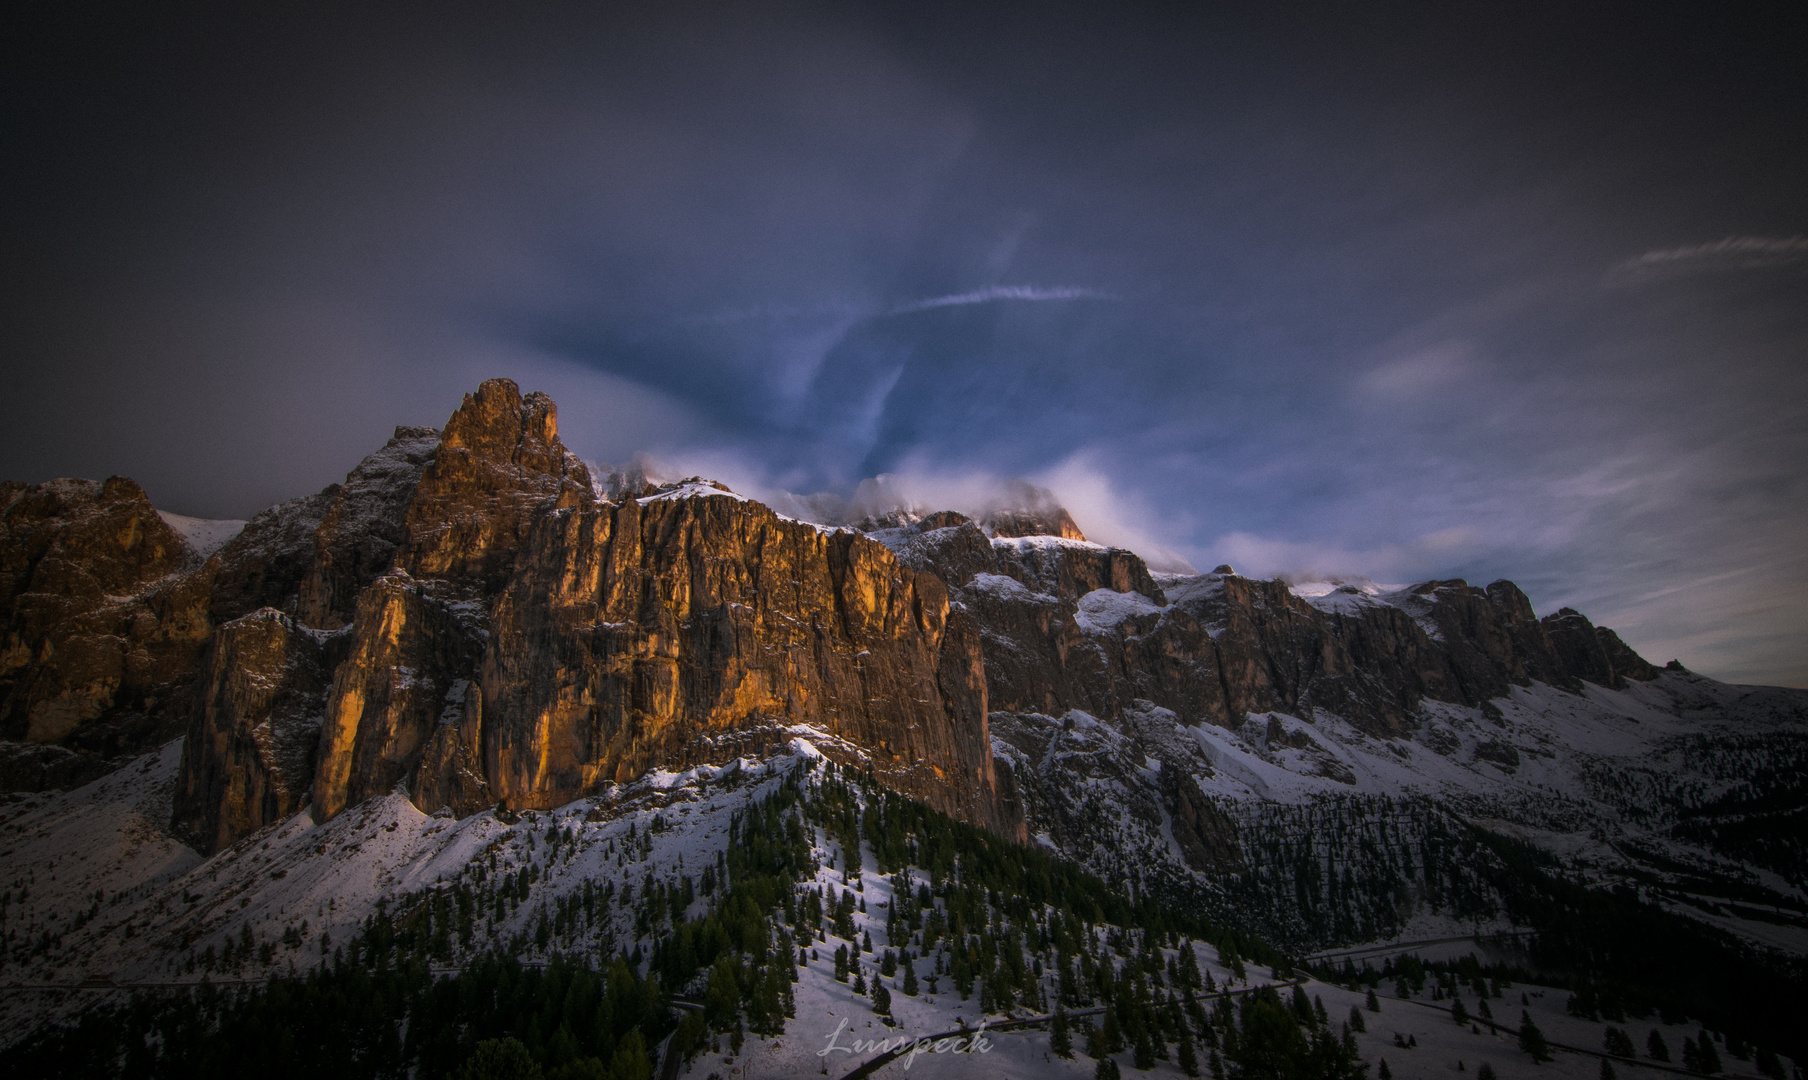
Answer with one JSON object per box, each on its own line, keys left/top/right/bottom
{"left": 1096, "top": 1059, "right": 1122, "bottom": 1080}
{"left": 1451, "top": 995, "right": 1469, "bottom": 1026}
{"left": 1366, "top": 988, "right": 1381, "bottom": 1013}
{"left": 1177, "top": 942, "right": 1200, "bottom": 989}
{"left": 1696, "top": 1029, "right": 1721, "bottom": 1074}
{"left": 1519, "top": 1011, "right": 1552, "bottom": 1063}
{"left": 873, "top": 981, "right": 892, "bottom": 1016}
{"left": 1378, "top": 1059, "right": 1392, "bottom": 1080}
{"left": 1052, "top": 1004, "right": 1074, "bottom": 1059}
{"left": 1478, "top": 1063, "right": 1497, "bottom": 1080}
{"left": 1292, "top": 986, "right": 1315, "bottom": 1026}
{"left": 902, "top": 958, "right": 918, "bottom": 997}
{"left": 1604, "top": 1028, "right": 1635, "bottom": 1057}
{"left": 1086, "top": 1022, "right": 1108, "bottom": 1060}
{"left": 455, "top": 1037, "right": 540, "bottom": 1080}
{"left": 1178, "top": 1023, "right": 1200, "bottom": 1077}
{"left": 1348, "top": 1005, "right": 1366, "bottom": 1033}
{"left": 1648, "top": 1030, "right": 1671, "bottom": 1062}
{"left": 1755, "top": 1047, "right": 1784, "bottom": 1080}
{"left": 1134, "top": 1028, "right": 1156, "bottom": 1071}
{"left": 1600, "top": 1058, "right": 1617, "bottom": 1080}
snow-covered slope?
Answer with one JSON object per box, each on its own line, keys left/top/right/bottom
{"left": 991, "top": 668, "right": 1808, "bottom": 954}
{"left": 4, "top": 734, "right": 1790, "bottom": 1080}
{"left": 155, "top": 511, "right": 247, "bottom": 559}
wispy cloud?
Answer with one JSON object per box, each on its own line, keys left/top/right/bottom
{"left": 1609, "top": 235, "right": 1808, "bottom": 282}
{"left": 889, "top": 285, "right": 1115, "bottom": 315}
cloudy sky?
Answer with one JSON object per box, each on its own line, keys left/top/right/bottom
{"left": 4, "top": 2, "right": 1805, "bottom": 685}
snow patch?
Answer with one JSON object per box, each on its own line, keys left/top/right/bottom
{"left": 1074, "top": 588, "right": 1165, "bottom": 634}
{"left": 156, "top": 511, "right": 247, "bottom": 558}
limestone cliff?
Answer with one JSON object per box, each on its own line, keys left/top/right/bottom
{"left": 170, "top": 609, "right": 341, "bottom": 853}
{"left": 464, "top": 492, "right": 1005, "bottom": 832}
{"left": 262, "top": 379, "right": 1012, "bottom": 849}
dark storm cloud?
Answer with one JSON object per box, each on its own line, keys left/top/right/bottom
{"left": 3, "top": 2, "right": 1805, "bottom": 684}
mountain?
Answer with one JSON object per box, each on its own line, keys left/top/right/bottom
{"left": 3, "top": 378, "right": 1805, "bottom": 1077}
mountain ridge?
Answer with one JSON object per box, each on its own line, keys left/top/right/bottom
{"left": 3, "top": 378, "right": 1804, "bottom": 965}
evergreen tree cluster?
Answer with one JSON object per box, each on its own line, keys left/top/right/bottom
{"left": 1191, "top": 796, "right": 1503, "bottom": 949}
{"left": 1471, "top": 828, "right": 1808, "bottom": 1064}
{"left": 2, "top": 953, "right": 666, "bottom": 1080}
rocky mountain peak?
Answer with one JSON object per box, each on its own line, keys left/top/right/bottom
{"left": 977, "top": 479, "right": 1087, "bottom": 541}
{"left": 398, "top": 378, "right": 594, "bottom": 590}
{"left": 437, "top": 378, "right": 561, "bottom": 459}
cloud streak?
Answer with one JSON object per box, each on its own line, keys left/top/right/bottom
{"left": 888, "top": 285, "right": 1115, "bottom": 315}
{"left": 1609, "top": 235, "right": 1808, "bottom": 282}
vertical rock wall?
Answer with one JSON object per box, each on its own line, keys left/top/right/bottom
{"left": 170, "top": 609, "right": 338, "bottom": 853}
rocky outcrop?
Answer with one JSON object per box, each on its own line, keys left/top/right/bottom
{"left": 890, "top": 518, "right": 1162, "bottom": 603}
{"left": 170, "top": 609, "right": 341, "bottom": 853}
{"left": 208, "top": 426, "right": 441, "bottom": 629}
{"left": 1597, "top": 624, "right": 1660, "bottom": 683}
{"left": 309, "top": 573, "right": 487, "bottom": 822}
{"left": 397, "top": 381, "right": 593, "bottom": 591}
{"left": 978, "top": 479, "right": 1088, "bottom": 541}
{"left": 1542, "top": 606, "right": 1660, "bottom": 690}
{"left": 1163, "top": 765, "right": 1244, "bottom": 872}
{"left": 295, "top": 426, "right": 440, "bottom": 628}
{"left": 0, "top": 477, "right": 214, "bottom": 755}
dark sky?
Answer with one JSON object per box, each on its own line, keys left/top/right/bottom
{"left": 4, "top": 2, "right": 1806, "bottom": 685}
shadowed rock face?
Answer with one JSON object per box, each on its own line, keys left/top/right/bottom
{"left": 887, "top": 518, "right": 1660, "bottom": 740}
{"left": 0, "top": 477, "right": 213, "bottom": 752}
{"left": 170, "top": 609, "right": 342, "bottom": 854}
{"left": 296, "top": 426, "right": 441, "bottom": 629}
{"left": 207, "top": 425, "right": 440, "bottom": 629}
